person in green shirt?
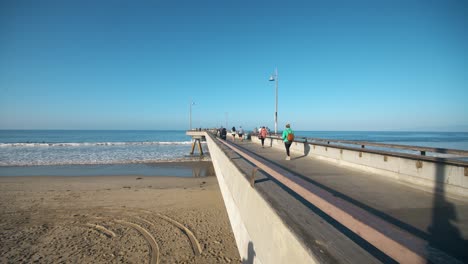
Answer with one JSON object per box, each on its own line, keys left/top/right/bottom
{"left": 281, "top": 123, "right": 294, "bottom": 160}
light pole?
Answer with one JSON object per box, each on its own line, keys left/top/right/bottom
{"left": 189, "top": 101, "right": 195, "bottom": 130}
{"left": 269, "top": 67, "right": 278, "bottom": 135}
{"left": 225, "top": 112, "right": 228, "bottom": 129}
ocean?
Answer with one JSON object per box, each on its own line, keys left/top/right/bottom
{"left": 1, "top": 130, "right": 467, "bottom": 176}
{"left": 295, "top": 131, "right": 468, "bottom": 151}
{"left": 0, "top": 130, "right": 202, "bottom": 176}
{"left": 0, "top": 130, "right": 194, "bottom": 166}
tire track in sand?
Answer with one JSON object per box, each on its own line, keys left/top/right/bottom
{"left": 115, "top": 220, "right": 160, "bottom": 264}
{"left": 155, "top": 213, "right": 202, "bottom": 256}
{"left": 137, "top": 209, "right": 202, "bottom": 256}
{"left": 81, "top": 208, "right": 201, "bottom": 260}
{"left": 83, "top": 223, "right": 116, "bottom": 238}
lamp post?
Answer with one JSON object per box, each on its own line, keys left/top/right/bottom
{"left": 269, "top": 68, "right": 278, "bottom": 135}
{"left": 189, "top": 101, "right": 195, "bottom": 130}
{"left": 225, "top": 112, "right": 228, "bottom": 129}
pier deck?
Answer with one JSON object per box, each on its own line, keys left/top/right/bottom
{"left": 227, "top": 137, "right": 468, "bottom": 263}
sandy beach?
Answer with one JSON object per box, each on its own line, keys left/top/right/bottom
{"left": 0, "top": 171, "right": 240, "bottom": 263}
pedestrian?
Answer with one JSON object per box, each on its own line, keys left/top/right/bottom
{"left": 281, "top": 123, "right": 294, "bottom": 160}
{"left": 238, "top": 126, "right": 244, "bottom": 141}
{"left": 259, "top": 126, "right": 268, "bottom": 148}
{"left": 231, "top": 126, "right": 236, "bottom": 141}
{"left": 220, "top": 127, "right": 227, "bottom": 140}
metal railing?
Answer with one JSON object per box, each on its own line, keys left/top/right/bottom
{"left": 249, "top": 133, "right": 468, "bottom": 166}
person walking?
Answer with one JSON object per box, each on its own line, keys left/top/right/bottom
{"left": 238, "top": 126, "right": 244, "bottom": 141}
{"left": 259, "top": 126, "right": 268, "bottom": 148}
{"left": 231, "top": 126, "right": 236, "bottom": 141}
{"left": 220, "top": 127, "right": 227, "bottom": 140}
{"left": 281, "top": 123, "right": 294, "bottom": 160}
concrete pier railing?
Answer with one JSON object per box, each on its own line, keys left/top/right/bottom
{"left": 253, "top": 135, "right": 468, "bottom": 199}
{"left": 203, "top": 132, "right": 319, "bottom": 264}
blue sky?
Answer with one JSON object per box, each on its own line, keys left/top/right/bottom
{"left": 1, "top": 0, "right": 467, "bottom": 131}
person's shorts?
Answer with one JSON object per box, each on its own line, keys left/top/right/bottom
{"left": 232, "top": 134, "right": 236, "bottom": 137}
{"left": 238, "top": 134, "right": 243, "bottom": 138}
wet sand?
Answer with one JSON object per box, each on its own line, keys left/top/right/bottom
{"left": 0, "top": 161, "right": 216, "bottom": 177}
{"left": 0, "top": 172, "right": 240, "bottom": 263}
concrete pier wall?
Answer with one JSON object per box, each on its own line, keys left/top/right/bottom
{"left": 252, "top": 136, "right": 468, "bottom": 198}
{"left": 204, "top": 133, "right": 318, "bottom": 264}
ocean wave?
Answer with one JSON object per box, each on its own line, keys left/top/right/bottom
{"left": 0, "top": 141, "right": 194, "bottom": 148}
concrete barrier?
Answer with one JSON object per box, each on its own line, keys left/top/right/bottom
{"left": 253, "top": 136, "right": 468, "bottom": 199}
{"left": 205, "top": 133, "right": 318, "bottom": 264}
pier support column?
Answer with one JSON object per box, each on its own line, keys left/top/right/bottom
{"left": 190, "top": 138, "right": 204, "bottom": 156}
{"left": 186, "top": 131, "right": 206, "bottom": 156}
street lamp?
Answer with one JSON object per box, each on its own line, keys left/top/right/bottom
{"left": 189, "top": 101, "right": 195, "bottom": 130}
{"left": 225, "top": 112, "right": 228, "bottom": 129}
{"left": 269, "top": 67, "right": 278, "bottom": 135}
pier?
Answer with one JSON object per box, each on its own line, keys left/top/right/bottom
{"left": 187, "top": 131, "right": 468, "bottom": 263}
{"left": 188, "top": 131, "right": 205, "bottom": 155}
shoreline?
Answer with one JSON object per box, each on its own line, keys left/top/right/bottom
{"left": 0, "top": 160, "right": 215, "bottom": 177}
{"left": 0, "top": 174, "right": 240, "bottom": 263}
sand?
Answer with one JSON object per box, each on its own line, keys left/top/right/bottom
{"left": 0, "top": 174, "right": 240, "bottom": 263}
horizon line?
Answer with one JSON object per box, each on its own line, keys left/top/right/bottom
{"left": 1, "top": 128, "right": 468, "bottom": 133}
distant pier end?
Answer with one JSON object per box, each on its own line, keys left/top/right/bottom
{"left": 186, "top": 131, "right": 206, "bottom": 155}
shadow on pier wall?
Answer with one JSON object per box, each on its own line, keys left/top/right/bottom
{"left": 304, "top": 142, "right": 311, "bottom": 156}
{"left": 427, "top": 163, "right": 467, "bottom": 263}
{"left": 293, "top": 141, "right": 311, "bottom": 160}
{"left": 242, "top": 241, "right": 256, "bottom": 264}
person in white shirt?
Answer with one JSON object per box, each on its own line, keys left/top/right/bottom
{"left": 238, "top": 126, "right": 245, "bottom": 141}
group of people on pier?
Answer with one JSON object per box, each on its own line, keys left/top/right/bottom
{"left": 217, "top": 123, "right": 294, "bottom": 160}
{"left": 217, "top": 126, "right": 245, "bottom": 141}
